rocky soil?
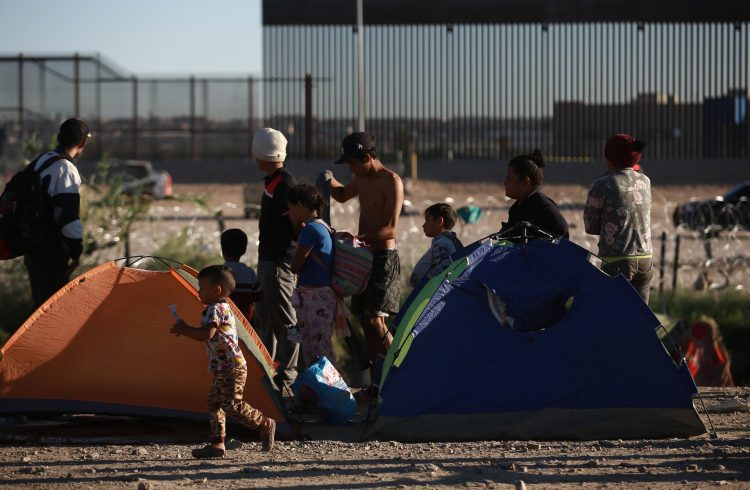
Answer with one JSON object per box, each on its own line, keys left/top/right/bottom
{"left": 1, "top": 388, "right": 749, "bottom": 489}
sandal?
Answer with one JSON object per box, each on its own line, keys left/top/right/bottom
{"left": 191, "top": 444, "right": 225, "bottom": 459}
{"left": 260, "top": 418, "right": 276, "bottom": 452}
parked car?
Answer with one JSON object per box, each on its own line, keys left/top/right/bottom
{"left": 111, "top": 160, "right": 172, "bottom": 199}
{"left": 672, "top": 181, "right": 750, "bottom": 232}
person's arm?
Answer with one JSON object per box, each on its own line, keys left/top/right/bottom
{"left": 583, "top": 181, "right": 604, "bottom": 235}
{"left": 291, "top": 244, "right": 312, "bottom": 274}
{"left": 358, "top": 174, "right": 404, "bottom": 243}
{"left": 49, "top": 162, "right": 83, "bottom": 273}
{"left": 329, "top": 173, "right": 359, "bottom": 203}
{"left": 170, "top": 319, "right": 217, "bottom": 342}
{"left": 538, "top": 198, "right": 569, "bottom": 238}
{"left": 291, "top": 224, "right": 320, "bottom": 273}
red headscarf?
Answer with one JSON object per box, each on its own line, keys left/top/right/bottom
{"left": 604, "top": 134, "right": 645, "bottom": 168}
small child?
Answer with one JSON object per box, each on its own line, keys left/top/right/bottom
{"left": 286, "top": 183, "right": 341, "bottom": 369}
{"left": 409, "top": 203, "right": 464, "bottom": 287}
{"left": 170, "top": 265, "right": 276, "bottom": 458}
{"left": 221, "top": 228, "right": 263, "bottom": 323}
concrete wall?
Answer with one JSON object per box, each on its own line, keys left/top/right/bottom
{"left": 78, "top": 158, "right": 749, "bottom": 187}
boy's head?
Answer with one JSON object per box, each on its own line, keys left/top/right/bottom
{"left": 220, "top": 228, "right": 248, "bottom": 261}
{"left": 287, "top": 182, "right": 325, "bottom": 222}
{"left": 57, "top": 118, "right": 91, "bottom": 157}
{"left": 423, "top": 203, "right": 457, "bottom": 238}
{"left": 334, "top": 132, "right": 378, "bottom": 176}
{"left": 197, "top": 265, "right": 236, "bottom": 304}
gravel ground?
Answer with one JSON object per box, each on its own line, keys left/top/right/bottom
{"left": 3, "top": 181, "right": 747, "bottom": 489}
{"left": 1, "top": 388, "right": 749, "bottom": 489}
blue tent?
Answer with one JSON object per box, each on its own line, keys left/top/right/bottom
{"left": 374, "top": 233, "right": 706, "bottom": 441}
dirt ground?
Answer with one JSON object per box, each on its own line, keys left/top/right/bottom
{"left": 1, "top": 388, "right": 749, "bottom": 489}
{"left": 2, "top": 181, "right": 749, "bottom": 488}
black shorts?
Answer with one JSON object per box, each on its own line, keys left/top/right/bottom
{"left": 351, "top": 249, "right": 401, "bottom": 317}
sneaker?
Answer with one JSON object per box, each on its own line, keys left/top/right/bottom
{"left": 260, "top": 418, "right": 276, "bottom": 452}
{"left": 191, "top": 444, "right": 225, "bottom": 459}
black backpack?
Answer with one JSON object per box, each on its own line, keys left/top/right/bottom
{"left": 0, "top": 153, "right": 65, "bottom": 260}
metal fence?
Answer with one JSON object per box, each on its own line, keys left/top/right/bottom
{"left": 263, "top": 22, "right": 750, "bottom": 162}
{"left": 3, "top": 23, "right": 748, "bottom": 168}
{"left": 0, "top": 54, "right": 262, "bottom": 166}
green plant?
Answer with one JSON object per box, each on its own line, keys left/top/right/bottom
{"left": 22, "top": 131, "right": 56, "bottom": 163}
{"left": 0, "top": 259, "right": 34, "bottom": 340}
{"left": 652, "top": 289, "right": 750, "bottom": 332}
{"left": 80, "top": 158, "right": 153, "bottom": 260}
{"left": 150, "top": 227, "right": 223, "bottom": 271}
{"left": 652, "top": 288, "right": 750, "bottom": 384}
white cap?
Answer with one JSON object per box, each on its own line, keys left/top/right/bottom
{"left": 252, "top": 127, "right": 288, "bottom": 162}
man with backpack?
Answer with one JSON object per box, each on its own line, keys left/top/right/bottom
{"left": 24, "top": 118, "right": 89, "bottom": 307}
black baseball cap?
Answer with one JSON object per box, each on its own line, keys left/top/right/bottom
{"left": 334, "top": 132, "right": 376, "bottom": 164}
{"left": 58, "top": 118, "right": 92, "bottom": 147}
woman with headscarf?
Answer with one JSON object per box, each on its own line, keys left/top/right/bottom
{"left": 500, "top": 150, "right": 569, "bottom": 239}
{"left": 584, "top": 134, "right": 652, "bottom": 302}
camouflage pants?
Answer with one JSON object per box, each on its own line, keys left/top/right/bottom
{"left": 208, "top": 365, "right": 264, "bottom": 442}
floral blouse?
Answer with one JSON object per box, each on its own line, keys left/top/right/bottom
{"left": 583, "top": 168, "right": 652, "bottom": 259}
{"left": 202, "top": 301, "right": 246, "bottom": 373}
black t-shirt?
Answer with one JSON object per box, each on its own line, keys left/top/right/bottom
{"left": 258, "top": 167, "right": 296, "bottom": 261}
{"left": 501, "top": 190, "right": 569, "bottom": 239}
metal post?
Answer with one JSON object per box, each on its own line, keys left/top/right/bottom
{"left": 703, "top": 235, "right": 713, "bottom": 260}
{"left": 202, "top": 79, "right": 208, "bottom": 159}
{"left": 95, "top": 55, "right": 102, "bottom": 158}
{"left": 305, "top": 73, "right": 312, "bottom": 160}
{"left": 247, "top": 76, "right": 254, "bottom": 157}
{"left": 189, "top": 76, "right": 196, "bottom": 160}
{"left": 659, "top": 231, "right": 667, "bottom": 297}
{"left": 18, "top": 53, "right": 24, "bottom": 147}
{"left": 356, "top": 0, "right": 365, "bottom": 131}
{"left": 672, "top": 234, "right": 681, "bottom": 290}
{"left": 74, "top": 52, "right": 80, "bottom": 117}
{"left": 410, "top": 143, "right": 418, "bottom": 179}
{"left": 39, "top": 60, "right": 46, "bottom": 115}
{"left": 132, "top": 76, "right": 138, "bottom": 159}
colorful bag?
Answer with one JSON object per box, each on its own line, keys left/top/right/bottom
{"left": 311, "top": 220, "right": 373, "bottom": 297}
{"left": 291, "top": 356, "right": 356, "bottom": 425}
{"left": 330, "top": 231, "right": 373, "bottom": 297}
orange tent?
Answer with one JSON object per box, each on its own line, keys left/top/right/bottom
{"left": 0, "top": 259, "right": 288, "bottom": 432}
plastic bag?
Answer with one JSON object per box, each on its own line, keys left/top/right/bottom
{"left": 291, "top": 356, "right": 356, "bottom": 425}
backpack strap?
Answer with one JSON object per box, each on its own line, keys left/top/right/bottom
{"left": 312, "top": 218, "right": 335, "bottom": 235}
{"left": 307, "top": 219, "right": 334, "bottom": 271}
{"left": 27, "top": 153, "right": 67, "bottom": 176}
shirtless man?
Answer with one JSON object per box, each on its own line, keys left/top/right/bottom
{"left": 327, "top": 132, "right": 404, "bottom": 365}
